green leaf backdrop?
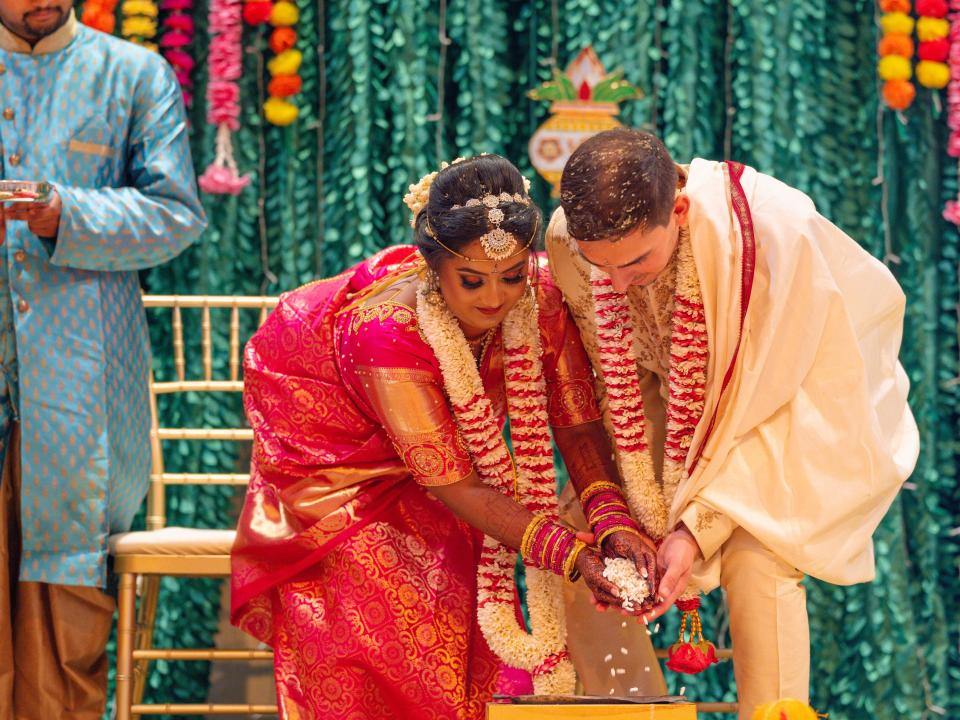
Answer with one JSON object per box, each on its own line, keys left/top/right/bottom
{"left": 82, "top": 0, "right": 960, "bottom": 718}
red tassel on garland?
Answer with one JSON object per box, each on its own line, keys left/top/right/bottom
{"left": 666, "top": 596, "right": 719, "bottom": 674}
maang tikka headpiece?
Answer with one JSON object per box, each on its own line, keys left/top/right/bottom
{"left": 451, "top": 192, "right": 529, "bottom": 262}
{"left": 403, "top": 157, "right": 534, "bottom": 263}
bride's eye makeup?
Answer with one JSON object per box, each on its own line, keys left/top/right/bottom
{"left": 460, "top": 275, "right": 484, "bottom": 289}
{"left": 502, "top": 272, "right": 525, "bottom": 284}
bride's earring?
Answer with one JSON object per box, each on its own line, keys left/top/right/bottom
{"left": 421, "top": 267, "right": 441, "bottom": 294}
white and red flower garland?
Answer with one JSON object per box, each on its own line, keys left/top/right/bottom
{"left": 416, "top": 280, "right": 575, "bottom": 695}
{"left": 159, "top": 0, "right": 196, "bottom": 107}
{"left": 589, "top": 229, "right": 721, "bottom": 675}
{"left": 589, "top": 229, "right": 707, "bottom": 562}
{"left": 198, "top": 0, "right": 251, "bottom": 195}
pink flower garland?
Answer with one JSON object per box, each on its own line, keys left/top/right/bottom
{"left": 944, "top": 1, "right": 960, "bottom": 223}
{"left": 160, "top": 0, "right": 196, "bottom": 107}
{"left": 198, "top": 0, "right": 251, "bottom": 195}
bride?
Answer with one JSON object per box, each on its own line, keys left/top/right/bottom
{"left": 230, "top": 154, "right": 659, "bottom": 720}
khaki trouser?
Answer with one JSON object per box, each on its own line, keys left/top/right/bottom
{"left": 721, "top": 527, "right": 810, "bottom": 720}
{"left": 0, "top": 425, "right": 116, "bottom": 720}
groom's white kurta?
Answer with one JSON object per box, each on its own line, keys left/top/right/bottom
{"left": 547, "top": 158, "right": 919, "bottom": 718}
{"left": 548, "top": 158, "right": 918, "bottom": 590}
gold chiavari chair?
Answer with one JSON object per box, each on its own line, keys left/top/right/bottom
{"left": 108, "top": 295, "right": 278, "bottom": 719}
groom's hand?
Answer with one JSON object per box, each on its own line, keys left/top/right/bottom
{"left": 645, "top": 523, "right": 700, "bottom": 622}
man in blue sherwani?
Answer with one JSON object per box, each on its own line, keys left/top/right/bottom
{"left": 0, "top": 0, "right": 206, "bottom": 716}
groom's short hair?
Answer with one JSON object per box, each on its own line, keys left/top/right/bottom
{"left": 560, "top": 128, "right": 677, "bottom": 242}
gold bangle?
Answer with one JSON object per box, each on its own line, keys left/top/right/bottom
{"left": 588, "top": 507, "right": 629, "bottom": 524}
{"left": 563, "top": 539, "right": 588, "bottom": 581}
{"left": 520, "top": 515, "right": 548, "bottom": 558}
{"left": 596, "top": 524, "right": 643, "bottom": 546}
{"left": 588, "top": 499, "right": 628, "bottom": 514}
{"left": 579, "top": 480, "right": 622, "bottom": 505}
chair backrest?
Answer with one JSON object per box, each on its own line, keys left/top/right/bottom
{"left": 143, "top": 295, "right": 278, "bottom": 531}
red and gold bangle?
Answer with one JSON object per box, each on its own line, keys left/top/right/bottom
{"left": 579, "top": 480, "right": 622, "bottom": 506}
{"left": 562, "top": 539, "right": 588, "bottom": 581}
{"left": 521, "top": 516, "right": 584, "bottom": 580}
{"left": 520, "top": 515, "right": 548, "bottom": 557}
{"left": 580, "top": 480, "right": 643, "bottom": 544}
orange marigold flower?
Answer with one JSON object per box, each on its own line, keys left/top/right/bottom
{"left": 268, "top": 74, "right": 303, "bottom": 98}
{"left": 269, "top": 27, "right": 297, "bottom": 54}
{"left": 883, "top": 79, "right": 916, "bottom": 110}
{"left": 878, "top": 33, "right": 914, "bottom": 57}
{"left": 879, "top": 0, "right": 911, "bottom": 11}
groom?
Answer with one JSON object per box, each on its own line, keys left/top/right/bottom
{"left": 546, "top": 128, "right": 918, "bottom": 718}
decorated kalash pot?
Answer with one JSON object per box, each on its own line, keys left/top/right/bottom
{"left": 527, "top": 47, "right": 643, "bottom": 197}
{"left": 486, "top": 695, "right": 698, "bottom": 719}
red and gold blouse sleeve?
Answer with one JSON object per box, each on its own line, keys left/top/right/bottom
{"left": 342, "top": 302, "right": 474, "bottom": 487}
{"left": 537, "top": 270, "right": 602, "bottom": 428}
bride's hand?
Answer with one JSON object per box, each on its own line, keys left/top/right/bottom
{"left": 601, "top": 530, "right": 659, "bottom": 611}
{"left": 575, "top": 546, "right": 633, "bottom": 613}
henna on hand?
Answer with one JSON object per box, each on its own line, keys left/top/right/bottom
{"left": 602, "top": 530, "right": 659, "bottom": 610}
{"left": 576, "top": 547, "right": 626, "bottom": 610}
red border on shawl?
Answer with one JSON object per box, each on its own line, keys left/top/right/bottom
{"left": 689, "top": 161, "right": 757, "bottom": 472}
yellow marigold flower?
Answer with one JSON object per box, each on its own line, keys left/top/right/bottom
{"left": 916, "top": 60, "right": 950, "bottom": 88}
{"left": 264, "top": 98, "right": 299, "bottom": 126}
{"left": 122, "top": 16, "right": 157, "bottom": 38}
{"left": 879, "top": 12, "right": 915, "bottom": 35}
{"left": 121, "top": 0, "right": 158, "bottom": 17}
{"left": 267, "top": 49, "right": 303, "bottom": 76}
{"left": 752, "top": 699, "right": 818, "bottom": 720}
{"left": 270, "top": 1, "right": 300, "bottom": 26}
{"left": 878, "top": 54, "right": 912, "bottom": 81}
{"left": 917, "top": 16, "right": 950, "bottom": 41}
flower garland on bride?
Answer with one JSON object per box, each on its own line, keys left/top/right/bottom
{"left": 405, "top": 165, "right": 576, "bottom": 694}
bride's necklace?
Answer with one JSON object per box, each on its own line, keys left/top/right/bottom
{"left": 466, "top": 328, "right": 496, "bottom": 365}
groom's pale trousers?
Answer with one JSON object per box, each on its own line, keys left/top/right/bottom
{"left": 720, "top": 527, "right": 810, "bottom": 720}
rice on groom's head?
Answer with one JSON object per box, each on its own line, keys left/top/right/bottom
{"left": 560, "top": 128, "right": 678, "bottom": 242}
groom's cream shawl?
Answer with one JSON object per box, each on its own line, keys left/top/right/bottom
{"left": 547, "top": 158, "right": 919, "bottom": 589}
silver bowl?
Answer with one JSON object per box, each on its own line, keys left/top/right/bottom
{"left": 0, "top": 180, "right": 52, "bottom": 204}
